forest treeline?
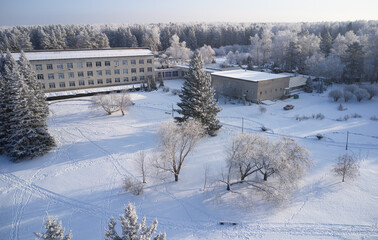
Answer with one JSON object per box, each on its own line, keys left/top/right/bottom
{"left": 0, "top": 21, "right": 377, "bottom": 82}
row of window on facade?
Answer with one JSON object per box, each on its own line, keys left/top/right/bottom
{"left": 35, "top": 59, "right": 153, "bottom": 71}
{"left": 259, "top": 88, "right": 283, "bottom": 95}
{"left": 43, "top": 75, "right": 153, "bottom": 89}
{"left": 37, "top": 67, "right": 153, "bottom": 80}
{"left": 157, "top": 71, "right": 179, "bottom": 78}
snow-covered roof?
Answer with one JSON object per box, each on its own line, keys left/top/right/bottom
{"left": 211, "top": 70, "right": 289, "bottom": 82}
{"left": 12, "top": 48, "right": 153, "bottom": 61}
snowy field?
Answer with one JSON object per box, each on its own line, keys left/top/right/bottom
{"left": 0, "top": 80, "right": 378, "bottom": 239}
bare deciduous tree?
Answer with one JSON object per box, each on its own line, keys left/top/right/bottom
{"left": 154, "top": 120, "right": 204, "bottom": 182}
{"left": 134, "top": 150, "right": 148, "bottom": 183}
{"left": 116, "top": 90, "right": 134, "bottom": 116}
{"left": 90, "top": 94, "right": 119, "bottom": 115}
{"left": 333, "top": 153, "right": 359, "bottom": 182}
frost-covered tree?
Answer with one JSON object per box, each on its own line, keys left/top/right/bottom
{"left": 333, "top": 153, "right": 359, "bottom": 182}
{"left": 175, "top": 50, "right": 221, "bottom": 135}
{"left": 105, "top": 203, "right": 166, "bottom": 240}
{"left": 199, "top": 44, "right": 215, "bottom": 64}
{"left": 354, "top": 88, "right": 369, "bottom": 102}
{"left": 155, "top": 120, "right": 204, "bottom": 182}
{"left": 304, "top": 77, "right": 313, "bottom": 93}
{"left": 90, "top": 94, "right": 120, "bottom": 115}
{"left": 165, "top": 34, "right": 191, "bottom": 64}
{"left": 34, "top": 215, "right": 72, "bottom": 240}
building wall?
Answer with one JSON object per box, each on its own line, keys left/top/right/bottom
{"left": 211, "top": 75, "right": 259, "bottom": 102}
{"left": 212, "top": 75, "right": 289, "bottom": 102}
{"left": 31, "top": 55, "right": 154, "bottom": 92}
{"left": 256, "top": 77, "right": 290, "bottom": 102}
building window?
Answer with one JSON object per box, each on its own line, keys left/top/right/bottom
{"left": 140, "top": 76, "right": 145, "bottom": 81}
{"left": 69, "top": 81, "right": 75, "bottom": 87}
{"left": 147, "top": 67, "right": 153, "bottom": 72}
{"left": 88, "top": 80, "right": 94, "bottom": 85}
{"left": 139, "top": 59, "right": 144, "bottom": 64}
{"left": 132, "top": 76, "right": 137, "bottom": 82}
{"left": 36, "top": 64, "right": 42, "bottom": 70}
{"left": 68, "top": 72, "right": 74, "bottom": 78}
{"left": 58, "top": 73, "right": 64, "bottom": 79}
{"left": 164, "top": 72, "right": 171, "bottom": 78}
{"left": 96, "top": 61, "right": 101, "bottom": 67}
{"left": 59, "top": 82, "right": 66, "bottom": 88}
{"left": 79, "top": 80, "right": 85, "bottom": 86}
{"left": 123, "top": 69, "right": 128, "bottom": 74}
{"left": 96, "top": 70, "right": 103, "bottom": 76}
{"left": 106, "top": 70, "right": 111, "bottom": 75}
{"left": 139, "top": 68, "right": 144, "bottom": 73}
{"left": 97, "top": 79, "right": 103, "bottom": 84}
{"left": 147, "top": 59, "right": 152, "bottom": 64}
{"left": 114, "top": 60, "right": 119, "bottom": 66}
{"left": 173, "top": 71, "right": 178, "bottom": 77}
{"left": 260, "top": 91, "right": 262, "bottom": 95}
{"left": 41, "top": 83, "right": 45, "bottom": 89}
{"left": 147, "top": 75, "right": 153, "bottom": 80}
{"left": 37, "top": 74, "right": 44, "bottom": 80}
{"left": 77, "top": 62, "right": 83, "bottom": 68}
{"left": 131, "top": 68, "right": 136, "bottom": 73}
{"left": 47, "top": 64, "right": 53, "bottom": 70}
{"left": 57, "top": 64, "right": 63, "bottom": 69}
{"left": 123, "top": 77, "right": 129, "bottom": 82}
{"left": 122, "top": 60, "right": 128, "bottom": 65}
{"left": 67, "top": 63, "right": 73, "bottom": 69}
{"left": 114, "top": 69, "right": 120, "bottom": 75}
{"left": 78, "top": 71, "right": 84, "bottom": 77}
{"left": 87, "top": 71, "right": 93, "bottom": 77}
{"left": 49, "top": 83, "right": 55, "bottom": 88}
{"left": 115, "top": 77, "right": 120, "bottom": 83}
{"left": 106, "top": 78, "right": 112, "bottom": 84}
{"left": 48, "top": 73, "right": 54, "bottom": 80}
{"left": 105, "top": 61, "right": 110, "bottom": 66}
{"left": 86, "top": 62, "right": 92, "bottom": 68}
{"left": 131, "top": 59, "right": 136, "bottom": 65}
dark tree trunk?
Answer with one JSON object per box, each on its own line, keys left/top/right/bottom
{"left": 174, "top": 174, "right": 179, "bottom": 182}
{"left": 263, "top": 172, "right": 268, "bottom": 181}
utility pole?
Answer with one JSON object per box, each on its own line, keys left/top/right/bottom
{"left": 172, "top": 103, "right": 174, "bottom": 118}
{"left": 346, "top": 131, "right": 349, "bottom": 150}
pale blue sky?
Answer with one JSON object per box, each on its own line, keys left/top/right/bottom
{"left": 0, "top": 0, "right": 377, "bottom": 26}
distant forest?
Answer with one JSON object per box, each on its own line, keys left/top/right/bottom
{"left": 0, "top": 21, "right": 377, "bottom": 83}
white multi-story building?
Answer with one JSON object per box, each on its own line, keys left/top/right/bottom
{"left": 12, "top": 48, "right": 154, "bottom": 92}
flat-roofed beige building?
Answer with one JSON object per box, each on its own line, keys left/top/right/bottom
{"left": 211, "top": 70, "right": 290, "bottom": 102}
{"left": 12, "top": 48, "right": 154, "bottom": 92}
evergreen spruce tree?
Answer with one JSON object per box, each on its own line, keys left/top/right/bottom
{"left": 1, "top": 50, "right": 55, "bottom": 161}
{"left": 0, "top": 52, "right": 8, "bottom": 154}
{"left": 344, "top": 42, "right": 364, "bottom": 84}
{"left": 175, "top": 50, "right": 221, "bottom": 135}
{"left": 34, "top": 215, "right": 72, "bottom": 240}
{"left": 105, "top": 203, "right": 166, "bottom": 240}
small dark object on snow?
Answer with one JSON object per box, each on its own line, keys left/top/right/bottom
{"left": 261, "top": 126, "right": 268, "bottom": 132}
{"left": 283, "top": 105, "right": 294, "bottom": 110}
{"left": 219, "top": 222, "right": 238, "bottom": 226}
{"left": 293, "top": 94, "right": 299, "bottom": 99}
{"left": 316, "top": 134, "right": 324, "bottom": 140}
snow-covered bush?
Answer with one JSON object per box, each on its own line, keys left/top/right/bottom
{"left": 370, "top": 115, "right": 378, "bottom": 121}
{"left": 124, "top": 177, "right": 144, "bottom": 195}
{"left": 338, "top": 103, "right": 345, "bottom": 111}
{"left": 343, "top": 91, "right": 354, "bottom": 102}
{"left": 360, "top": 85, "right": 378, "bottom": 100}
{"left": 315, "top": 113, "right": 325, "bottom": 120}
{"left": 343, "top": 84, "right": 359, "bottom": 93}
{"left": 328, "top": 89, "right": 343, "bottom": 102}
{"left": 105, "top": 203, "right": 166, "bottom": 240}
{"left": 259, "top": 105, "right": 267, "bottom": 114}
{"left": 354, "top": 88, "right": 370, "bottom": 102}
{"left": 332, "top": 154, "right": 359, "bottom": 182}
{"left": 162, "top": 87, "right": 170, "bottom": 93}
{"left": 171, "top": 89, "right": 181, "bottom": 95}
{"left": 34, "top": 215, "right": 72, "bottom": 240}
{"left": 351, "top": 113, "right": 362, "bottom": 118}
{"left": 336, "top": 115, "right": 350, "bottom": 121}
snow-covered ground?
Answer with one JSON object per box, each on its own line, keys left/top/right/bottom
{"left": 1, "top": 80, "right": 377, "bottom": 239}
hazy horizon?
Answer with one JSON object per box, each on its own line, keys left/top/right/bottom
{"left": 1, "top": 0, "right": 377, "bottom": 27}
